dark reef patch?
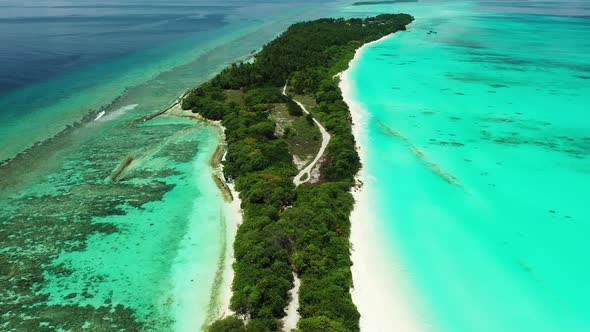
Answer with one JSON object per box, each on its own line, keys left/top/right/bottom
{"left": 429, "top": 138, "right": 465, "bottom": 147}
{"left": 0, "top": 110, "right": 207, "bottom": 329}
{"left": 483, "top": 130, "right": 589, "bottom": 158}
{"left": 483, "top": 117, "right": 514, "bottom": 123}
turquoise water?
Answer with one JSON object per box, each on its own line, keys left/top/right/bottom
{"left": 343, "top": 0, "right": 590, "bottom": 331}
{"left": 0, "top": 1, "right": 341, "bottom": 330}
{"left": 0, "top": 1, "right": 339, "bottom": 161}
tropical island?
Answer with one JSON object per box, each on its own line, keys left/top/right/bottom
{"left": 352, "top": 0, "right": 419, "bottom": 6}
{"left": 3, "top": 0, "right": 588, "bottom": 330}
{"left": 179, "top": 13, "right": 414, "bottom": 331}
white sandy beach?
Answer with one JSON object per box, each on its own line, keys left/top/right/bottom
{"left": 218, "top": 181, "right": 241, "bottom": 319}
{"left": 216, "top": 134, "right": 243, "bottom": 320}
{"left": 341, "top": 34, "right": 427, "bottom": 332}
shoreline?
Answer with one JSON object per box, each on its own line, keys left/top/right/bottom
{"left": 217, "top": 181, "right": 241, "bottom": 319}
{"left": 208, "top": 124, "right": 242, "bottom": 323}
{"left": 162, "top": 94, "right": 241, "bottom": 328}
{"left": 183, "top": 14, "right": 416, "bottom": 329}
{"left": 340, "top": 33, "right": 426, "bottom": 332}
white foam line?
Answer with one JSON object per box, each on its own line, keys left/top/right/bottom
{"left": 94, "top": 111, "right": 106, "bottom": 121}
{"left": 98, "top": 104, "right": 139, "bottom": 122}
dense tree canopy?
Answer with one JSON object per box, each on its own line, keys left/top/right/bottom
{"left": 186, "top": 13, "right": 414, "bottom": 332}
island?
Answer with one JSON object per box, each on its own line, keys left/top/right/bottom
{"left": 181, "top": 14, "right": 414, "bottom": 331}
{"left": 353, "top": 0, "right": 419, "bottom": 6}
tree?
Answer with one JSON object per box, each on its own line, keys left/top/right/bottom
{"left": 190, "top": 14, "right": 414, "bottom": 331}
{"left": 297, "top": 316, "right": 349, "bottom": 332}
{"left": 207, "top": 316, "right": 246, "bottom": 332}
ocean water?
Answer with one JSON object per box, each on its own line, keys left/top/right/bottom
{"left": 0, "top": 0, "right": 340, "bottom": 330}
{"left": 343, "top": 0, "right": 590, "bottom": 331}
{"left": 0, "top": 0, "right": 338, "bottom": 161}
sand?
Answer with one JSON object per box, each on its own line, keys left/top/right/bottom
{"left": 340, "top": 34, "right": 427, "bottom": 332}
{"left": 218, "top": 181, "right": 242, "bottom": 319}
{"left": 282, "top": 273, "right": 301, "bottom": 331}
{"left": 198, "top": 121, "right": 242, "bottom": 324}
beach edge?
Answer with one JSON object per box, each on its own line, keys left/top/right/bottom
{"left": 341, "top": 33, "right": 426, "bottom": 332}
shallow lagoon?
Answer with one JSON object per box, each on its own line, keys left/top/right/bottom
{"left": 343, "top": 0, "right": 590, "bottom": 331}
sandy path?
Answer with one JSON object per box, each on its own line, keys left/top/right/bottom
{"left": 282, "top": 272, "right": 301, "bottom": 331}
{"left": 282, "top": 83, "right": 331, "bottom": 187}
{"left": 280, "top": 83, "right": 331, "bottom": 330}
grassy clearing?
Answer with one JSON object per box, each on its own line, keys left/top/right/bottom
{"left": 222, "top": 88, "right": 321, "bottom": 169}
{"left": 224, "top": 89, "right": 246, "bottom": 107}
{"left": 292, "top": 94, "right": 318, "bottom": 112}
{"left": 270, "top": 103, "right": 321, "bottom": 169}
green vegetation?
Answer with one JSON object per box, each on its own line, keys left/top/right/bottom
{"left": 352, "top": 0, "right": 418, "bottom": 6}
{"left": 270, "top": 102, "right": 321, "bottom": 166}
{"left": 182, "top": 14, "right": 414, "bottom": 332}
{"left": 208, "top": 317, "right": 246, "bottom": 332}
{"left": 291, "top": 94, "right": 318, "bottom": 111}
{"left": 287, "top": 100, "right": 304, "bottom": 117}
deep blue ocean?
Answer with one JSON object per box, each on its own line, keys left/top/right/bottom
{"left": 2, "top": 1, "right": 219, "bottom": 92}
{"left": 0, "top": 0, "right": 339, "bottom": 92}
{"left": 0, "top": 0, "right": 337, "bottom": 160}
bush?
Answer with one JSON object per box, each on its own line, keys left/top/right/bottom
{"left": 246, "top": 318, "right": 279, "bottom": 332}
{"left": 306, "top": 113, "right": 314, "bottom": 126}
{"left": 207, "top": 316, "right": 246, "bottom": 332}
{"left": 287, "top": 100, "right": 304, "bottom": 116}
{"left": 297, "top": 316, "right": 349, "bottom": 332}
{"left": 245, "top": 87, "right": 288, "bottom": 106}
